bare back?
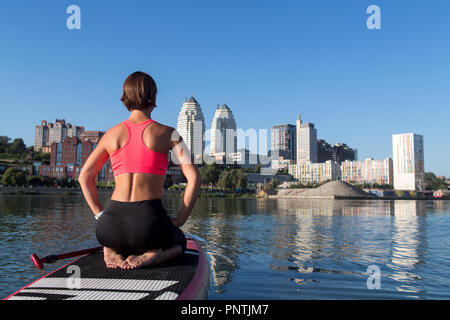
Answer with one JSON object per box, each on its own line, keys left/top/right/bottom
{"left": 103, "top": 120, "right": 174, "bottom": 202}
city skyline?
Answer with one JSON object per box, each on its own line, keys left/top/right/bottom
{"left": 0, "top": 1, "right": 449, "bottom": 176}
{"left": 28, "top": 113, "right": 426, "bottom": 190}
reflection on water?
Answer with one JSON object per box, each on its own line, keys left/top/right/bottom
{"left": 1, "top": 194, "right": 449, "bottom": 299}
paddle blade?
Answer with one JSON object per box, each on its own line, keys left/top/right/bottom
{"left": 31, "top": 254, "right": 43, "bottom": 270}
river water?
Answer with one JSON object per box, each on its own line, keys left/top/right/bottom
{"left": 0, "top": 194, "right": 449, "bottom": 299}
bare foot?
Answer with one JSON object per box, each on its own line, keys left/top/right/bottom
{"left": 153, "top": 245, "right": 182, "bottom": 265}
{"left": 103, "top": 247, "right": 125, "bottom": 269}
{"left": 120, "top": 249, "right": 162, "bottom": 269}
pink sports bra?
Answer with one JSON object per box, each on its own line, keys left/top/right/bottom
{"left": 110, "top": 119, "right": 169, "bottom": 176}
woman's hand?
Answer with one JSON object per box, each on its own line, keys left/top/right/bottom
{"left": 170, "top": 217, "right": 182, "bottom": 227}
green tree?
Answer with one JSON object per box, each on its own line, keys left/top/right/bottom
{"left": 231, "top": 169, "right": 247, "bottom": 190}
{"left": 31, "top": 151, "right": 50, "bottom": 161}
{"left": 217, "top": 171, "right": 234, "bottom": 190}
{"left": 199, "top": 163, "right": 221, "bottom": 185}
{"left": 0, "top": 136, "right": 11, "bottom": 153}
{"left": 1, "top": 167, "right": 26, "bottom": 186}
{"left": 425, "top": 172, "right": 448, "bottom": 190}
{"left": 217, "top": 169, "right": 247, "bottom": 191}
{"left": 27, "top": 176, "right": 43, "bottom": 186}
{"left": 8, "top": 138, "right": 27, "bottom": 154}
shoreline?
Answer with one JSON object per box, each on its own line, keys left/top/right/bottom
{"left": 267, "top": 194, "right": 450, "bottom": 201}
{"left": 0, "top": 186, "right": 257, "bottom": 198}
{"left": 1, "top": 186, "right": 448, "bottom": 201}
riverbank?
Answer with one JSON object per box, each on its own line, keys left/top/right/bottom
{"left": 268, "top": 181, "right": 450, "bottom": 201}
{"left": 0, "top": 186, "right": 257, "bottom": 198}
{"left": 0, "top": 186, "right": 180, "bottom": 197}
{"left": 2, "top": 184, "right": 447, "bottom": 200}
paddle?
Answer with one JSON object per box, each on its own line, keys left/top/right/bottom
{"left": 31, "top": 246, "right": 103, "bottom": 270}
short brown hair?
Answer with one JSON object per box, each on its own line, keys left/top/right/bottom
{"left": 121, "top": 71, "right": 157, "bottom": 111}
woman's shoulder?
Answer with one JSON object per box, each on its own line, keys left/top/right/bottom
{"left": 104, "top": 122, "right": 127, "bottom": 137}
{"left": 148, "top": 121, "right": 177, "bottom": 136}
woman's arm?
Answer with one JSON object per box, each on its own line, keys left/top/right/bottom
{"left": 169, "top": 130, "right": 202, "bottom": 227}
{"left": 78, "top": 138, "right": 110, "bottom": 217}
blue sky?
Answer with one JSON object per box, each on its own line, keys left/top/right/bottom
{"left": 0, "top": 1, "right": 449, "bottom": 175}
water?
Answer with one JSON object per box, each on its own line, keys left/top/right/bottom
{"left": 1, "top": 194, "right": 449, "bottom": 299}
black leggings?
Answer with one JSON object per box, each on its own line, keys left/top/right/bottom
{"left": 96, "top": 199, "right": 186, "bottom": 257}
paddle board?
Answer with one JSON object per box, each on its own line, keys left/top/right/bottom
{"left": 5, "top": 238, "right": 209, "bottom": 300}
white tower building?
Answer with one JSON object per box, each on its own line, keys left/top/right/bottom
{"left": 34, "top": 120, "right": 49, "bottom": 151}
{"left": 296, "top": 114, "right": 317, "bottom": 163}
{"left": 296, "top": 114, "right": 302, "bottom": 162}
{"left": 176, "top": 97, "right": 205, "bottom": 161}
{"left": 210, "top": 104, "right": 237, "bottom": 156}
{"left": 392, "top": 133, "right": 425, "bottom": 191}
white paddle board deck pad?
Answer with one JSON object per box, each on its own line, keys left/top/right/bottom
{"left": 5, "top": 238, "right": 209, "bottom": 300}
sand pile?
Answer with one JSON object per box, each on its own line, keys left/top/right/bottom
{"left": 271, "top": 181, "right": 373, "bottom": 199}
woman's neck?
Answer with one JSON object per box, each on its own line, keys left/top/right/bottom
{"left": 128, "top": 109, "right": 152, "bottom": 123}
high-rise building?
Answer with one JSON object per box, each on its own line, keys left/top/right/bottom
{"left": 340, "top": 158, "right": 393, "bottom": 185}
{"left": 35, "top": 119, "right": 83, "bottom": 151}
{"left": 296, "top": 114, "right": 302, "bottom": 161}
{"left": 317, "top": 139, "right": 357, "bottom": 164}
{"left": 392, "top": 133, "right": 425, "bottom": 191}
{"left": 271, "top": 124, "right": 296, "bottom": 160}
{"left": 34, "top": 120, "right": 50, "bottom": 151}
{"left": 176, "top": 97, "right": 205, "bottom": 161}
{"left": 317, "top": 139, "right": 334, "bottom": 163}
{"left": 210, "top": 104, "right": 237, "bottom": 157}
{"left": 48, "top": 119, "right": 66, "bottom": 144}
{"left": 296, "top": 114, "right": 317, "bottom": 163}
{"left": 332, "top": 143, "right": 358, "bottom": 163}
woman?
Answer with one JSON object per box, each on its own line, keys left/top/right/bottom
{"left": 78, "top": 71, "right": 201, "bottom": 269}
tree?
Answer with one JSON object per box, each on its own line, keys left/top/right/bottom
{"left": 199, "top": 163, "right": 221, "bottom": 185}
{"left": 217, "top": 169, "right": 247, "bottom": 191}
{"left": 425, "top": 172, "right": 448, "bottom": 190}
{"left": 218, "top": 171, "right": 234, "bottom": 190}
{"left": 1, "top": 167, "right": 26, "bottom": 186}
{"left": 231, "top": 169, "right": 247, "bottom": 190}
{"left": 27, "top": 176, "right": 43, "bottom": 186}
{"left": 8, "top": 138, "right": 27, "bottom": 154}
{"left": 31, "top": 151, "right": 50, "bottom": 161}
{"left": 0, "top": 136, "right": 11, "bottom": 153}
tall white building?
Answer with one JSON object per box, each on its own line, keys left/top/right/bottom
{"left": 176, "top": 97, "right": 205, "bottom": 161}
{"left": 296, "top": 114, "right": 317, "bottom": 163}
{"left": 48, "top": 119, "right": 66, "bottom": 144}
{"left": 392, "top": 133, "right": 424, "bottom": 191}
{"left": 210, "top": 104, "right": 237, "bottom": 156}
{"left": 296, "top": 114, "right": 302, "bottom": 161}
{"left": 34, "top": 120, "right": 49, "bottom": 151}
